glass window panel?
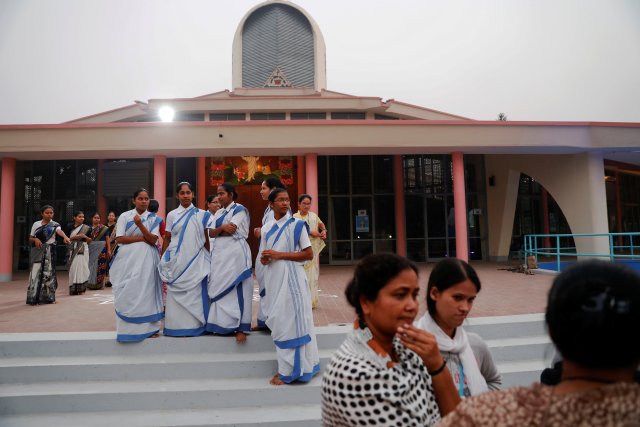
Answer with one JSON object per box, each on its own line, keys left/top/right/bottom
{"left": 428, "top": 239, "right": 447, "bottom": 259}
{"left": 329, "top": 197, "right": 351, "bottom": 240}
{"left": 328, "top": 157, "right": 349, "bottom": 195}
{"left": 375, "top": 239, "right": 396, "bottom": 254}
{"left": 426, "top": 195, "right": 446, "bottom": 238}
{"left": 405, "top": 195, "right": 424, "bottom": 238}
{"left": 318, "top": 156, "right": 328, "bottom": 195}
{"left": 448, "top": 238, "right": 458, "bottom": 258}
{"left": 77, "top": 160, "right": 97, "bottom": 199}
{"left": 291, "top": 112, "right": 326, "bottom": 120}
{"left": 373, "top": 156, "right": 393, "bottom": 193}
{"left": 469, "top": 238, "right": 483, "bottom": 260}
{"left": 351, "top": 156, "right": 371, "bottom": 194}
{"left": 374, "top": 195, "right": 395, "bottom": 239}
{"left": 446, "top": 195, "right": 455, "bottom": 238}
{"left": 407, "top": 239, "right": 426, "bottom": 262}
{"left": 354, "top": 241, "right": 374, "bottom": 260}
{"left": 352, "top": 196, "right": 372, "bottom": 240}
{"left": 331, "top": 241, "right": 352, "bottom": 262}
{"left": 55, "top": 161, "right": 76, "bottom": 199}
{"left": 175, "top": 112, "right": 204, "bottom": 121}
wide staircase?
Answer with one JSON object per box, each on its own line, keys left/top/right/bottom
{"left": 0, "top": 314, "right": 552, "bottom": 426}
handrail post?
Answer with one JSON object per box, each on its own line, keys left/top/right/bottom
{"left": 556, "top": 235, "right": 560, "bottom": 272}
{"left": 534, "top": 236, "right": 539, "bottom": 265}
{"left": 609, "top": 233, "right": 614, "bottom": 262}
{"left": 632, "top": 234, "right": 635, "bottom": 259}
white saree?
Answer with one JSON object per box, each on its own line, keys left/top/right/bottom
{"left": 110, "top": 209, "right": 164, "bottom": 342}
{"left": 293, "top": 210, "right": 326, "bottom": 308}
{"left": 207, "top": 202, "right": 253, "bottom": 334}
{"left": 159, "top": 204, "right": 212, "bottom": 337}
{"left": 260, "top": 213, "right": 320, "bottom": 383}
{"left": 255, "top": 205, "right": 274, "bottom": 328}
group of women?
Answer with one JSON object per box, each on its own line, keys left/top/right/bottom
{"left": 321, "top": 253, "right": 640, "bottom": 426}
{"left": 104, "top": 180, "right": 321, "bottom": 385}
{"left": 27, "top": 206, "right": 118, "bottom": 305}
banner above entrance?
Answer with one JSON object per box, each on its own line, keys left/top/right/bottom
{"left": 208, "top": 156, "right": 295, "bottom": 187}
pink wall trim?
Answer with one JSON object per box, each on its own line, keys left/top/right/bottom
{"left": 154, "top": 155, "right": 167, "bottom": 219}
{"left": 305, "top": 154, "right": 319, "bottom": 213}
{"left": 2, "top": 120, "right": 638, "bottom": 131}
{"left": 0, "top": 158, "right": 16, "bottom": 281}
{"left": 393, "top": 155, "right": 407, "bottom": 257}
{"left": 452, "top": 152, "right": 468, "bottom": 262}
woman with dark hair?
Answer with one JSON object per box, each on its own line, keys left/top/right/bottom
{"left": 439, "top": 260, "right": 640, "bottom": 426}
{"left": 254, "top": 177, "right": 286, "bottom": 330}
{"left": 293, "top": 193, "right": 326, "bottom": 309}
{"left": 322, "top": 253, "right": 460, "bottom": 426}
{"left": 159, "top": 182, "right": 212, "bottom": 337}
{"left": 110, "top": 188, "right": 164, "bottom": 342}
{"left": 67, "top": 210, "right": 91, "bottom": 295}
{"left": 87, "top": 212, "right": 110, "bottom": 290}
{"left": 104, "top": 211, "right": 118, "bottom": 287}
{"left": 259, "top": 188, "right": 319, "bottom": 385}
{"left": 414, "top": 258, "right": 500, "bottom": 396}
{"left": 26, "top": 205, "right": 71, "bottom": 305}
{"left": 207, "top": 183, "right": 252, "bottom": 343}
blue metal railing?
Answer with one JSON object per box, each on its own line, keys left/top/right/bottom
{"left": 523, "top": 232, "right": 640, "bottom": 272}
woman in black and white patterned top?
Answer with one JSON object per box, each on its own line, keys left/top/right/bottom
{"left": 322, "top": 253, "right": 460, "bottom": 426}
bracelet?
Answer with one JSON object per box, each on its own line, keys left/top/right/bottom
{"left": 428, "top": 360, "right": 447, "bottom": 377}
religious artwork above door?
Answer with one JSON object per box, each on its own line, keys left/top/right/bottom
{"left": 208, "top": 156, "right": 295, "bottom": 187}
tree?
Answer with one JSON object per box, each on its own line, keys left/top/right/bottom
{"left": 497, "top": 113, "right": 508, "bottom": 121}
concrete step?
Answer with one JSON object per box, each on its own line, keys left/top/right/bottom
{"left": 0, "top": 350, "right": 335, "bottom": 384}
{"left": 0, "top": 376, "right": 322, "bottom": 416}
{"left": 0, "top": 326, "right": 350, "bottom": 359}
{"left": 0, "top": 405, "right": 321, "bottom": 427}
{"left": 465, "top": 313, "right": 546, "bottom": 340}
{"left": 485, "top": 335, "right": 554, "bottom": 363}
{"left": 498, "top": 359, "right": 548, "bottom": 388}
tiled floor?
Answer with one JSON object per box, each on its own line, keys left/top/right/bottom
{"left": 0, "top": 262, "right": 552, "bottom": 333}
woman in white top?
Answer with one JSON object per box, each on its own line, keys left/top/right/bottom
{"left": 159, "top": 182, "right": 212, "bottom": 337}
{"left": 110, "top": 188, "right": 164, "bottom": 342}
{"left": 414, "top": 258, "right": 501, "bottom": 397}
{"left": 67, "top": 211, "right": 91, "bottom": 295}
{"left": 207, "top": 183, "right": 253, "bottom": 343}
{"left": 26, "top": 205, "right": 71, "bottom": 305}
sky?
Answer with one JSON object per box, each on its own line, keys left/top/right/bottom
{"left": 1, "top": 0, "right": 639, "bottom": 124}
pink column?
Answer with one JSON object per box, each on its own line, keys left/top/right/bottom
{"left": 197, "top": 157, "right": 206, "bottom": 209}
{"left": 305, "top": 154, "right": 318, "bottom": 212}
{"left": 452, "top": 152, "right": 468, "bottom": 262}
{"left": 154, "top": 155, "right": 166, "bottom": 218}
{"left": 393, "top": 155, "right": 407, "bottom": 257}
{"left": 97, "top": 160, "right": 107, "bottom": 220}
{"left": 0, "top": 158, "right": 16, "bottom": 282}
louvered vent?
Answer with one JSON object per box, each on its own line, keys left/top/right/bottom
{"left": 242, "top": 4, "right": 314, "bottom": 88}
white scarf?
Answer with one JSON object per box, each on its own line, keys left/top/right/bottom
{"left": 414, "top": 313, "right": 488, "bottom": 395}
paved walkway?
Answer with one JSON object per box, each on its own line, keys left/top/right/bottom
{"left": 0, "top": 263, "right": 552, "bottom": 333}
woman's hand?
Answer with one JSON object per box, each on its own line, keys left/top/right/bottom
{"left": 397, "top": 324, "right": 445, "bottom": 371}
{"left": 63, "top": 237, "right": 71, "bottom": 245}
{"left": 33, "top": 238, "right": 43, "bottom": 249}
{"left": 253, "top": 227, "right": 261, "bottom": 238}
{"left": 133, "top": 215, "right": 142, "bottom": 225}
{"left": 222, "top": 223, "right": 237, "bottom": 235}
{"left": 261, "top": 249, "right": 281, "bottom": 264}
{"left": 319, "top": 229, "right": 327, "bottom": 240}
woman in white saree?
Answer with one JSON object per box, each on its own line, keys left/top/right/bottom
{"left": 293, "top": 194, "right": 326, "bottom": 309}
{"left": 67, "top": 211, "right": 91, "bottom": 295}
{"left": 253, "top": 178, "right": 286, "bottom": 330}
{"left": 207, "top": 183, "right": 253, "bottom": 343}
{"left": 259, "top": 188, "right": 320, "bottom": 385}
{"left": 110, "top": 188, "right": 164, "bottom": 343}
{"left": 159, "top": 182, "right": 212, "bottom": 337}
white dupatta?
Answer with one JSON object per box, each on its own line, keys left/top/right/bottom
{"left": 414, "top": 313, "right": 488, "bottom": 395}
